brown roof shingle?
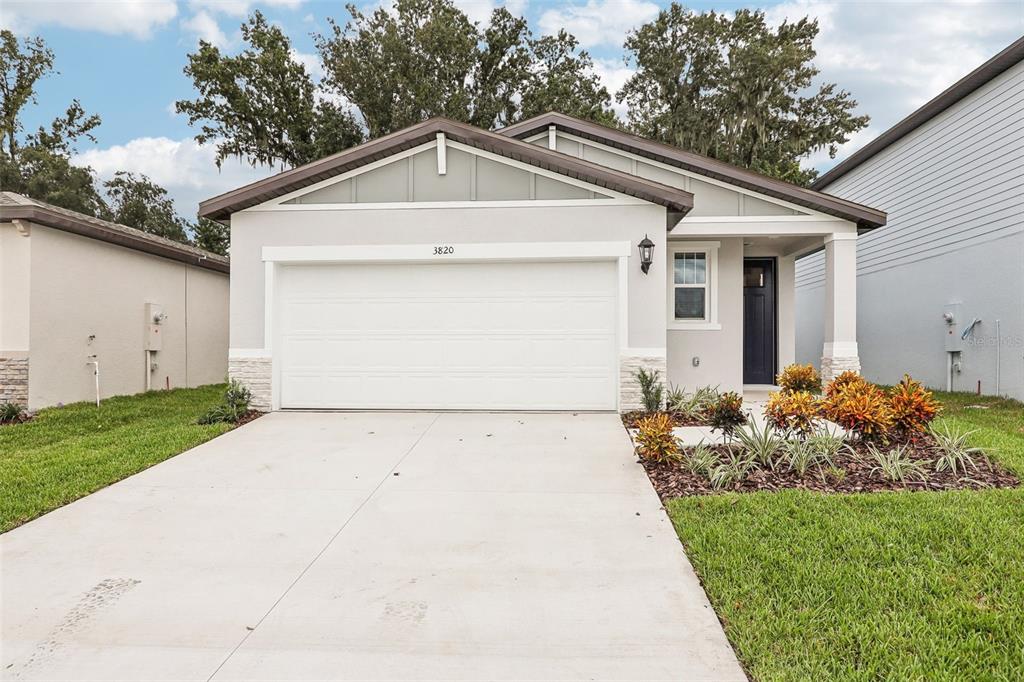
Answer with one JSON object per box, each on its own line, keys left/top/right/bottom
{"left": 0, "top": 192, "right": 229, "bottom": 273}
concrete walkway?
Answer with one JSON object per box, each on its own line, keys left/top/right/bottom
{"left": 1, "top": 412, "right": 744, "bottom": 681}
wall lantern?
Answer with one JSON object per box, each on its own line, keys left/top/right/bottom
{"left": 638, "top": 235, "right": 655, "bottom": 274}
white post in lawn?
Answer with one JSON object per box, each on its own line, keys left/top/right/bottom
{"left": 821, "top": 232, "right": 860, "bottom": 383}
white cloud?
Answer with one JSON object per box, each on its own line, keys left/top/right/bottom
{"left": 592, "top": 57, "right": 634, "bottom": 117}
{"left": 188, "top": 0, "right": 305, "bottom": 18}
{"left": 764, "top": 0, "right": 1024, "bottom": 171}
{"left": 0, "top": 0, "right": 177, "bottom": 39}
{"left": 73, "top": 137, "right": 277, "bottom": 219}
{"left": 181, "top": 10, "right": 231, "bottom": 48}
{"left": 290, "top": 48, "right": 323, "bottom": 80}
{"left": 537, "top": 0, "right": 658, "bottom": 48}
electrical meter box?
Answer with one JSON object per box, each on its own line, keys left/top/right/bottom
{"left": 145, "top": 303, "right": 164, "bottom": 351}
{"left": 944, "top": 327, "right": 963, "bottom": 353}
{"left": 943, "top": 302, "right": 963, "bottom": 352}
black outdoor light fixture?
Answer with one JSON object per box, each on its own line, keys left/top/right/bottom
{"left": 638, "top": 234, "right": 655, "bottom": 274}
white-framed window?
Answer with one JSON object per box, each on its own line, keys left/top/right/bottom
{"left": 668, "top": 242, "right": 720, "bottom": 330}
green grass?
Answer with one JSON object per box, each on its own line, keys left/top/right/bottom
{"left": 0, "top": 384, "right": 232, "bottom": 533}
{"left": 668, "top": 390, "right": 1024, "bottom": 681}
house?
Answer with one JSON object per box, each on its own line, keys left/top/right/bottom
{"left": 0, "top": 192, "right": 230, "bottom": 409}
{"left": 200, "top": 114, "right": 885, "bottom": 412}
{"left": 796, "top": 37, "right": 1024, "bottom": 400}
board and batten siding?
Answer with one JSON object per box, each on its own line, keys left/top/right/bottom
{"left": 796, "top": 60, "right": 1024, "bottom": 399}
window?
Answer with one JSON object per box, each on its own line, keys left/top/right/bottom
{"left": 668, "top": 243, "right": 719, "bottom": 329}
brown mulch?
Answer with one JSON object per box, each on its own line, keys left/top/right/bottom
{"left": 234, "top": 410, "right": 265, "bottom": 427}
{"left": 640, "top": 436, "right": 1020, "bottom": 499}
{"left": 0, "top": 413, "right": 33, "bottom": 427}
{"left": 621, "top": 410, "right": 707, "bottom": 428}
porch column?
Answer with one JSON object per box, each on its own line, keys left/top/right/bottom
{"left": 821, "top": 232, "right": 860, "bottom": 383}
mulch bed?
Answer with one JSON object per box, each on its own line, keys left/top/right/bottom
{"left": 234, "top": 410, "right": 265, "bottom": 427}
{"left": 0, "top": 413, "right": 33, "bottom": 427}
{"left": 640, "top": 436, "right": 1020, "bottom": 499}
{"left": 621, "top": 410, "right": 707, "bottom": 428}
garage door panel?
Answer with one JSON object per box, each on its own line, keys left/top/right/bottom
{"left": 276, "top": 261, "right": 618, "bottom": 410}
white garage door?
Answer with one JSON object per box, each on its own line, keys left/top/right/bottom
{"left": 275, "top": 260, "right": 619, "bottom": 410}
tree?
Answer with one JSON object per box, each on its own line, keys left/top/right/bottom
{"left": 520, "top": 31, "right": 615, "bottom": 125}
{"left": 0, "top": 29, "right": 106, "bottom": 212}
{"left": 103, "top": 172, "right": 190, "bottom": 243}
{"left": 192, "top": 217, "right": 230, "bottom": 256}
{"left": 619, "top": 5, "right": 868, "bottom": 185}
{"left": 175, "top": 11, "right": 363, "bottom": 170}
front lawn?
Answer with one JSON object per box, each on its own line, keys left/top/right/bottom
{"left": 668, "top": 391, "right": 1024, "bottom": 680}
{"left": 0, "top": 384, "right": 234, "bottom": 533}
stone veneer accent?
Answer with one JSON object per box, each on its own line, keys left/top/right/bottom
{"left": 0, "top": 356, "right": 29, "bottom": 406}
{"left": 619, "top": 353, "right": 668, "bottom": 412}
{"left": 228, "top": 356, "right": 272, "bottom": 411}
{"left": 820, "top": 355, "right": 861, "bottom": 384}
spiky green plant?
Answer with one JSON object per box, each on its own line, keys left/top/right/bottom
{"left": 929, "top": 422, "right": 982, "bottom": 475}
{"left": 683, "top": 441, "right": 719, "bottom": 477}
{"left": 868, "top": 443, "right": 930, "bottom": 484}
{"left": 635, "top": 367, "right": 664, "bottom": 413}
{"left": 708, "top": 448, "right": 757, "bottom": 490}
{"left": 734, "top": 420, "right": 787, "bottom": 470}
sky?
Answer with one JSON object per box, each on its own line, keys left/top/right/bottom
{"left": 2, "top": 0, "right": 1022, "bottom": 219}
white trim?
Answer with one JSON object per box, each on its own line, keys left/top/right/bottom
{"left": 263, "top": 261, "right": 275, "bottom": 354}
{"left": 547, "top": 125, "right": 556, "bottom": 150}
{"left": 673, "top": 218, "right": 856, "bottom": 237}
{"left": 824, "top": 231, "right": 859, "bottom": 243}
{"left": 667, "top": 241, "right": 720, "bottom": 330}
{"left": 682, "top": 215, "right": 845, "bottom": 224}
{"left": 550, "top": 130, "right": 829, "bottom": 217}
{"left": 436, "top": 132, "right": 447, "bottom": 175}
{"left": 229, "top": 348, "right": 271, "bottom": 358}
{"left": 246, "top": 137, "right": 649, "bottom": 211}
{"left": 622, "top": 347, "right": 667, "bottom": 358}
{"left": 262, "top": 241, "right": 631, "bottom": 264}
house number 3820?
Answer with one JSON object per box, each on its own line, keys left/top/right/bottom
{"left": 433, "top": 245, "right": 455, "bottom": 255}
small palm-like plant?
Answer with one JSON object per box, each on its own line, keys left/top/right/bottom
{"left": 868, "top": 443, "right": 930, "bottom": 484}
{"left": 929, "top": 422, "right": 982, "bottom": 475}
{"left": 784, "top": 438, "right": 836, "bottom": 477}
{"left": 683, "top": 441, "right": 719, "bottom": 477}
{"left": 734, "top": 421, "right": 787, "bottom": 470}
{"left": 635, "top": 367, "right": 664, "bottom": 413}
{"left": 806, "top": 426, "right": 846, "bottom": 461}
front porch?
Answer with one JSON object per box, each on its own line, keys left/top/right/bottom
{"left": 665, "top": 218, "right": 861, "bottom": 396}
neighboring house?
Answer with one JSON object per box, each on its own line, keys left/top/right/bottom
{"left": 796, "top": 37, "right": 1024, "bottom": 400}
{"left": 200, "top": 114, "right": 884, "bottom": 412}
{"left": 0, "top": 192, "right": 230, "bottom": 409}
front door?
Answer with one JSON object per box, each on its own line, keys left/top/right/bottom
{"left": 743, "top": 258, "right": 776, "bottom": 385}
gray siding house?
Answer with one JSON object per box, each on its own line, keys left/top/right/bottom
{"left": 796, "top": 37, "right": 1024, "bottom": 399}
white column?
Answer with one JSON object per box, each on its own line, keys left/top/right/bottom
{"left": 821, "top": 232, "right": 860, "bottom": 382}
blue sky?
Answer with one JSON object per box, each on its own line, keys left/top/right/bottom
{"left": 3, "top": 0, "right": 1022, "bottom": 218}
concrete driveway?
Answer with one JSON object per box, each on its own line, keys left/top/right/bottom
{"left": 1, "top": 412, "right": 743, "bottom": 681}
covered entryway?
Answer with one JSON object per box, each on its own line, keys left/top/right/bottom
{"left": 274, "top": 258, "right": 620, "bottom": 410}
{"left": 743, "top": 257, "right": 777, "bottom": 385}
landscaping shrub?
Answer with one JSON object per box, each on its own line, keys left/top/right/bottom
{"left": 825, "top": 370, "right": 869, "bottom": 398}
{"left": 822, "top": 379, "right": 893, "bottom": 442}
{"left": 888, "top": 374, "right": 941, "bottom": 440}
{"left": 634, "top": 412, "right": 680, "bottom": 462}
{"left": 197, "top": 380, "right": 253, "bottom": 425}
{"left": 666, "top": 384, "right": 720, "bottom": 421}
{"left": 929, "top": 422, "right": 981, "bottom": 475}
{"left": 776, "top": 363, "right": 822, "bottom": 394}
{"left": 635, "top": 367, "right": 664, "bottom": 413}
{"left": 0, "top": 402, "right": 27, "bottom": 425}
{"left": 733, "top": 421, "right": 787, "bottom": 470}
{"left": 707, "top": 392, "right": 747, "bottom": 441}
{"left": 709, "top": 448, "right": 756, "bottom": 490}
{"left": 867, "top": 443, "right": 929, "bottom": 484}
{"left": 764, "top": 390, "right": 821, "bottom": 437}
{"left": 683, "top": 442, "right": 718, "bottom": 477}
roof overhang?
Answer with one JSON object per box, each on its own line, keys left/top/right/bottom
{"left": 199, "top": 117, "right": 694, "bottom": 224}
{"left": 0, "top": 204, "right": 230, "bottom": 274}
{"left": 498, "top": 112, "right": 887, "bottom": 232}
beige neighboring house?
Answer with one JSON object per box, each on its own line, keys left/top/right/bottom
{"left": 200, "top": 114, "right": 886, "bottom": 413}
{"left": 0, "top": 192, "right": 229, "bottom": 410}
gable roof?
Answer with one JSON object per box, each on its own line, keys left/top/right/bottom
{"left": 498, "top": 112, "right": 887, "bottom": 231}
{"left": 812, "top": 36, "right": 1024, "bottom": 190}
{"left": 0, "top": 192, "right": 229, "bottom": 274}
{"left": 198, "top": 117, "right": 694, "bottom": 222}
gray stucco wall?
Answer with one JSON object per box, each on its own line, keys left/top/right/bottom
{"left": 23, "top": 225, "right": 229, "bottom": 409}
{"left": 797, "top": 60, "right": 1024, "bottom": 398}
